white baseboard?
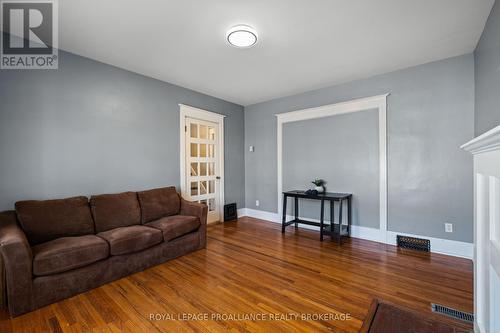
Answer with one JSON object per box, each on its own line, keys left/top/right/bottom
{"left": 237, "top": 208, "right": 249, "bottom": 218}
{"left": 475, "top": 320, "right": 484, "bottom": 333}
{"left": 238, "top": 208, "right": 473, "bottom": 260}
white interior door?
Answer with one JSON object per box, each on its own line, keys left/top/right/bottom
{"left": 185, "top": 117, "right": 221, "bottom": 223}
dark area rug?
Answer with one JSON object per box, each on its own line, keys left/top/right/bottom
{"left": 361, "top": 299, "right": 473, "bottom": 333}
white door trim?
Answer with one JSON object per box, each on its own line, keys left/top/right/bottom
{"left": 179, "top": 104, "right": 226, "bottom": 222}
{"left": 275, "top": 94, "right": 389, "bottom": 242}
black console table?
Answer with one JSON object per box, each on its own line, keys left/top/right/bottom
{"left": 282, "top": 190, "right": 352, "bottom": 243}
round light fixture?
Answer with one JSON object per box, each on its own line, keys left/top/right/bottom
{"left": 226, "top": 25, "right": 258, "bottom": 48}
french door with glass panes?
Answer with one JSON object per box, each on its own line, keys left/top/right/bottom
{"left": 186, "top": 117, "right": 220, "bottom": 223}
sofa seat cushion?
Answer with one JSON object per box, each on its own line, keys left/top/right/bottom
{"left": 137, "top": 187, "right": 180, "bottom": 223}
{"left": 146, "top": 215, "right": 200, "bottom": 241}
{"left": 97, "top": 225, "right": 162, "bottom": 256}
{"left": 32, "top": 235, "right": 109, "bottom": 276}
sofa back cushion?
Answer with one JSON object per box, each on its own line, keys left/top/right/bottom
{"left": 90, "top": 191, "right": 141, "bottom": 232}
{"left": 15, "top": 196, "right": 94, "bottom": 245}
{"left": 137, "top": 186, "right": 180, "bottom": 223}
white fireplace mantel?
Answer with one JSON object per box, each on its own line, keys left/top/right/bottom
{"left": 461, "top": 125, "right": 500, "bottom": 154}
{"left": 462, "top": 124, "right": 500, "bottom": 333}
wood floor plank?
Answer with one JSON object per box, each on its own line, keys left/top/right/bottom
{"left": 0, "top": 217, "right": 473, "bottom": 332}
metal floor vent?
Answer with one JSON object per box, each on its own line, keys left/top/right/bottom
{"left": 397, "top": 235, "right": 430, "bottom": 252}
{"left": 431, "top": 303, "right": 474, "bottom": 323}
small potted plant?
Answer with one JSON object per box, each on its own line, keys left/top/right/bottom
{"left": 311, "top": 179, "right": 326, "bottom": 193}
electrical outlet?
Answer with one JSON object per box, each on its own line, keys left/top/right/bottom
{"left": 249, "top": 145, "right": 254, "bottom": 152}
{"left": 255, "top": 200, "right": 260, "bottom": 207}
{"left": 445, "top": 223, "right": 453, "bottom": 233}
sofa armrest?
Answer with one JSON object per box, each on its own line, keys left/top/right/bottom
{"left": 0, "top": 211, "right": 34, "bottom": 316}
{"left": 179, "top": 199, "right": 208, "bottom": 248}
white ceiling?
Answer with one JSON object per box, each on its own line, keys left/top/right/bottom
{"left": 59, "top": 0, "right": 494, "bottom": 106}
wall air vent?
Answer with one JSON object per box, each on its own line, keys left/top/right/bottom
{"left": 396, "top": 235, "right": 430, "bottom": 252}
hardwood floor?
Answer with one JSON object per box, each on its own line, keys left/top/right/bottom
{"left": 0, "top": 217, "right": 473, "bottom": 332}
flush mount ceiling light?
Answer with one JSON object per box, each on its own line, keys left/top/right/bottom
{"left": 226, "top": 25, "right": 258, "bottom": 48}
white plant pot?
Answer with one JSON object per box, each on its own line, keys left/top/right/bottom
{"left": 315, "top": 186, "right": 324, "bottom": 193}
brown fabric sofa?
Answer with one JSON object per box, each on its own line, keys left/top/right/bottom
{"left": 0, "top": 186, "right": 207, "bottom": 317}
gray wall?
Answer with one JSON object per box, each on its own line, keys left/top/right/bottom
{"left": 475, "top": 0, "right": 500, "bottom": 136}
{"left": 0, "top": 42, "right": 477, "bottom": 242}
{"left": 245, "top": 54, "right": 474, "bottom": 242}
{"left": 0, "top": 50, "right": 245, "bottom": 210}
{"left": 283, "top": 110, "right": 379, "bottom": 228}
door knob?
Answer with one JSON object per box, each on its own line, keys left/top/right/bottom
{"left": 216, "top": 176, "right": 221, "bottom": 180}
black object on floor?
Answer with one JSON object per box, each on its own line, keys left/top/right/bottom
{"left": 224, "top": 203, "right": 237, "bottom": 221}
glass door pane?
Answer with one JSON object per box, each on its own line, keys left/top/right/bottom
{"left": 185, "top": 117, "right": 220, "bottom": 223}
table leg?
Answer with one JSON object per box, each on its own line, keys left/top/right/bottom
{"left": 281, "top": 195, "right": 287, "bottom": 233}
{"left": 294, "top": 196, "right": 299, "bottom": 230}
{"left": 348, "top": 196, "right": 352, "bottom": 237}
{"left": 320, "top": 199, "right": 325, "bottom": 241}
{"left": 338, "top": 199, "right": 343, "bottom": 244}
{"left": 330, "top": 199, "right": 334, "bottom": 241}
